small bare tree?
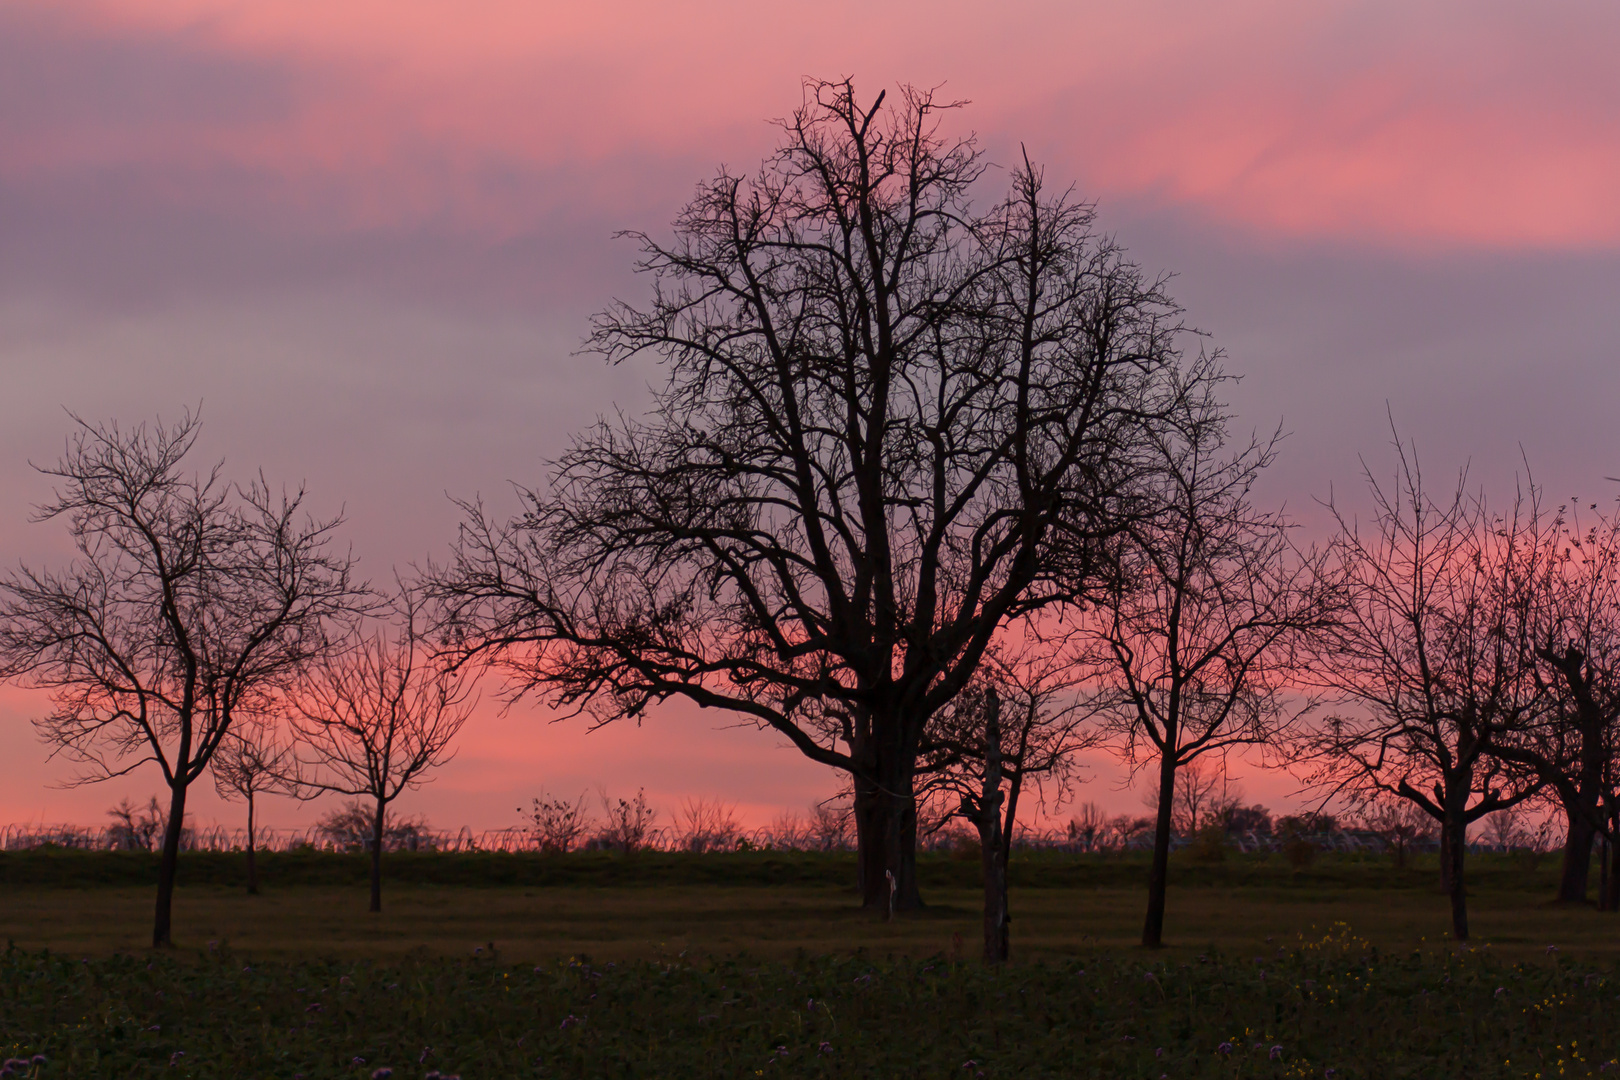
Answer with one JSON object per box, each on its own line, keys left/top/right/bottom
{"left": 1084, "top": 426, "right": 1330, "bottom": 948}
{"left": 1302, "top": 435, "right": 1545, "bottom": 940}
{"left": 1358, "top": 798, "right": 1434, "bottom": 869}
{"left": 290, "top": 584, "right": 475, "bottom": 913}
{"left": 0, "top": 412, "right": 367, "bottom": 946}
{"left": 211, "top": 722, "right": 296, "bottom": 894}
{"left": 926, "top": 638, "right": 1096, "bottom": 962}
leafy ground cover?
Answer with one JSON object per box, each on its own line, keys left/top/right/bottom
{"left": 1, "top": 927, "right": 1615, "bottom": 1079}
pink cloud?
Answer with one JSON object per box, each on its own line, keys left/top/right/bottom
{"left": 5, "top": 0, "right": 1612, "bottom": 247}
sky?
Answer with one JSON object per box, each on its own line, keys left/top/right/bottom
{"left": 1, "top": 0, "right": 1617, "bottom": 836}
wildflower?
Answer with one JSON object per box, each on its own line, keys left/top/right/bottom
{"left": 169, "top": 1051, "right": 185, "bottom": 1066}
{"left": 420, "top": 1047, "right": 433, "bottom": 1064}
{"left": 351, "top": 1057, "right": 365, "bottom": 1066}
{"left": 1270, "top": 1045, "right": 1284, "bottom": 1060}
{"left": 1495, "top": 987, "right": 1506, "bottom": 997}
{"left": 32, "top": 1056, "right": 48, "bottom": 1066}
{"left": 818, "top": 1042, "right": 834, "bottom": 1055}
{"left": 425, "top": 1073, "right": 443, "bottom": 1079}
{"left": 1155, "top": 1048, "right": 1164, "bottom": 1058}
{"left": 1217, "top": 1042, "right": 1233, "bottom": 1056}
{"left": 370, "top": 1070, "right": 393, "bottom": 1079}
{"left": 305, "top": 1003, "right": 324, "bottom": 1013}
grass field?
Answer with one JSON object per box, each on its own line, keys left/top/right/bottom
{"left": 1, "top": 848, "right": 1614, "bottom": 963}
{"left": 3, "top": 851, "right": 1619, "bottom": 1077}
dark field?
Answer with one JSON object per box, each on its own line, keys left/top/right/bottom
{"left": 2, "top": 851, "right": 1618, "bottom": 1076}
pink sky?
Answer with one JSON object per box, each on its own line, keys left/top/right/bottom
{"left": 1, "top": 0, "right": 1617, "bottom": 832}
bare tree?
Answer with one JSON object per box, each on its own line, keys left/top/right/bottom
{"left": 1357, "top": 798, "right": 1434, "bottom": 869}
{"left": 211, "top": 722, "right": 296, "bottom": 894}
{"left": 289, "top": 584, "right": 474, "bottom": 913}
{"left": 429, "top": 78, "right": 1219, "bottom": 913}
{"left": 1084, "top": 427, "right": 1329, "bottom": 948}
{"left": 1137, "top": 755, "right": 1245, "bottom": 837}
{"left": 1302, "top": 436, "right": 1544, "bottom": 940}
{"left": 1494, "top": 498, "right": 1620, "bottom": 905}
{"left": 925, "top": 636, "right": 1096, "bottom": 962}
{"left": 0, "top": 412, "right": 367, "bottom": 946}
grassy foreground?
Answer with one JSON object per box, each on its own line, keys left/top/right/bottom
{"left": 1, "top": 928, "right": 1616, "bottom": 1078}
{"left": 3, "top": 852, "right": 1619, "bottom": 1077}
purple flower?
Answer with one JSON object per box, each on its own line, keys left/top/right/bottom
{"left": 371, "top": 1070, "right": 393, "bottom": 1079}
{"left": 32, "top": 1056, "right": 48, "bottom": 1066}
{"left": 168, "top": 1051, "right": 185, "bottom": 1066}
{"left": 1155, "top": 1048, "right": 1165, "bottom": 1058}
{"left": 1217, "top": 1042, "right": 1233, "bottom": 1056}
{"left": 305, "top": 1003, "right": 324, "bottom": 1013}
{"left": 351, "top": 1057, "right": 365, "bottom": 1066}
{"left": 818, "top": 1042, "right": 834, "bottom": 1055}
{"left": 1270, "top": 1045, "right": 1284, "bottom": 1060}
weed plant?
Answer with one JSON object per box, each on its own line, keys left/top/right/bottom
{"left": 1, "top": 926, "right": 1614, "bottom": 1078}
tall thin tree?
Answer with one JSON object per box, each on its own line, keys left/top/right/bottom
{"left": 1084, "top": 426, "right": 1327, "bottom": 948}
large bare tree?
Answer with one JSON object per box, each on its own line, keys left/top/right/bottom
{"left": 1083, "top": 426, "right": 1328, "bottom": 947}
{"left": 0, "top": 412, "right": 368, "bottom": 946}
{"left": 429, "top": 79, "right": 1217, "bottom": 911}
{"left": 1302, "top": 437, "right": 1544, "bottom": 940}
{"left": 290, "top": 584, "right": 475, "bottom": 913}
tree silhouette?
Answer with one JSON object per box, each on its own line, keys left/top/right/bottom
{"left": 0, "top": 411, "right": 367, "bottom": 946}
{"left": 429, "top": 78, "right": 1219, "bottom": 912}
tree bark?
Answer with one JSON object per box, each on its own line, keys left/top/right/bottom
{"left": 245, "top": 790, "right": 259, "bottom": 896}
{"left": 1443, "top": 799, "right": 1469, "bottom": 941}
{"left": 153, "top": 780, "right": 189, "bottom": 948}
{"left": 977, "top": 693, "right": 1008, "bottom": 964}
{"left": 1558, "top": 805, "right": 1596, "bottom": 904}
{"left": 854, "top": 746, "right": 924, "bottom": 914}
{"left": 369, "top": 798, "right": 385, "bottom": 914}
{"left": 1142, "top": 753, "right": 1178, "bottom": 948}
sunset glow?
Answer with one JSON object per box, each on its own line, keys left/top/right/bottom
{"left": 2, "top": 0, "right": 1617, "bottom": 835}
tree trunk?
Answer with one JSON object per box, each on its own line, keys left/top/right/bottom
{"left": 1438, "top": 820, "right": 1452, "bottom": 897}
{"left": 1142, "top": 753, "right": 1178, "bottom": 948}
{"left": 1558, "top": 804, "right": 1596, "bottom": 904}
{"left": 977, "top": 692, "right": 1008, "bottom": 964}
{"left": 245, "top": 790, "right": 259, "bottom": 896}
{"left": 153, "top": 780, "right": 189, "bottom": 948}
{"left": 369, "top": 798, "right": 385, "bottom": 914}
{"left": 1443, "top": 800, "right": 1469, "bottom": 941}
{"left": 854, "top": 751, "right": 923, "bottom": 914}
